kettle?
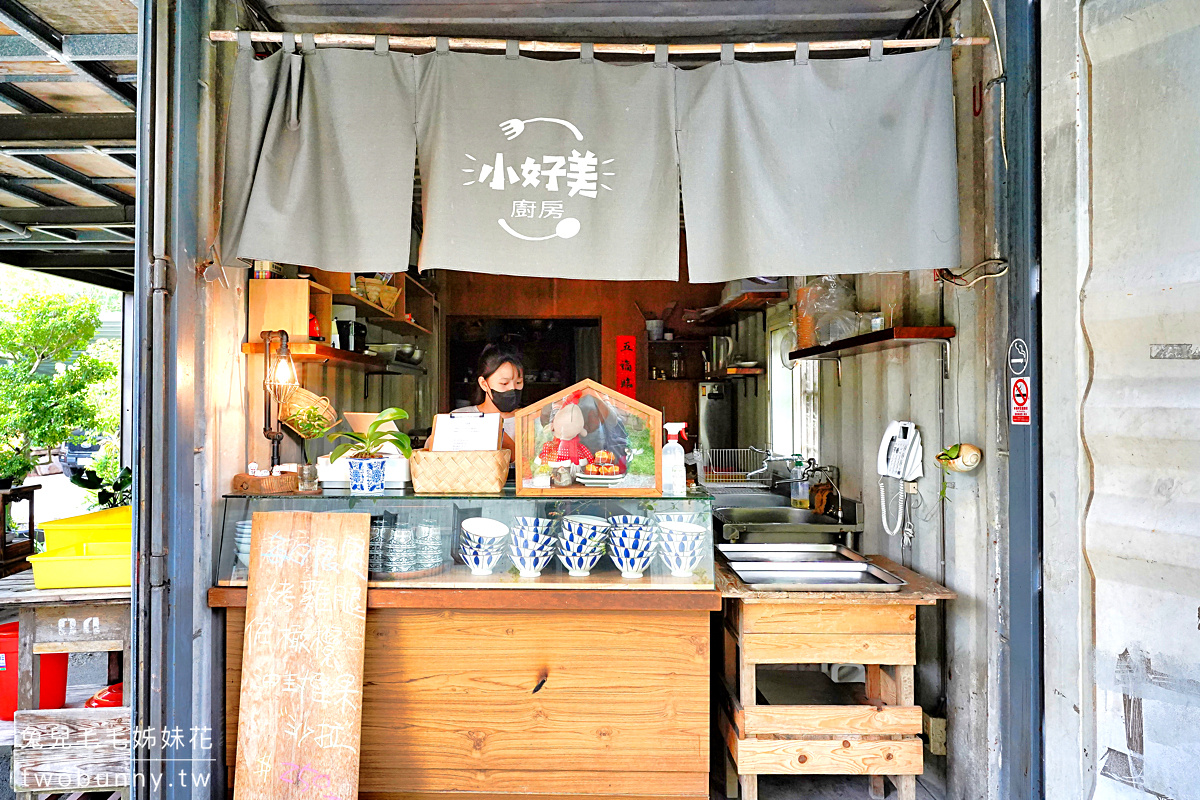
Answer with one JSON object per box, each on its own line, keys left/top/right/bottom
{"left": 709, "top": 335, "right": 735, "bottom": 373}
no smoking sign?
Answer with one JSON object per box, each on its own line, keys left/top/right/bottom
{"left": 1010, "top": 377, "right": 1031, "bottom": 426}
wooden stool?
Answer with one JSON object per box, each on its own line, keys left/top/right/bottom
{"left": 3, "top": 571, "right": 132, "bottom": 800}
{"left": 0, "top": 484, "right": 39, "bottom": 577}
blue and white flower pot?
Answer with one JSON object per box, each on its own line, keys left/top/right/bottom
{"left": 347, "top": 457, "right": 387, "bottom": 494}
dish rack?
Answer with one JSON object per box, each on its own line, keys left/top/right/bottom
{"left": 698, "top": 448, "right": 771, "bottom": 489}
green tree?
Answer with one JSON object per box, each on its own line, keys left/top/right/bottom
{"left": 0, "top": 294, "right": 116, "bottom": 483}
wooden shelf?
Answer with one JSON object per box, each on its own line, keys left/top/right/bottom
{"left": 789, "top": 326, "right": 955, "bottom": 360}
{"left": 707, "top": 367, "right": 765, "bottom": 379}
{"left": 242, "top": 341, "right": 388, "bottom": 370}
{"left": 695, "top": 291, "right": 788, "bottom": 325}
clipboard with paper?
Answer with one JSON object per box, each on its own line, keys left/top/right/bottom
{"left": 428, "top": 411, "right": 504, "bottom": 452}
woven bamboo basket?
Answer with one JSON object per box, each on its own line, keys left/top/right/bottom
{"left": 280, "top": 387, "right": 339, "bottom": 433}
{"left": 409, "top": 449, "right": 511, "bottom": 494}
{"left": 378, "top": 284, "right": 400, "bottom": 313}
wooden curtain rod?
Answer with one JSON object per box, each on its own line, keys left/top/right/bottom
{"left": 207, "top": 30, "right": 988, "bottom": 55}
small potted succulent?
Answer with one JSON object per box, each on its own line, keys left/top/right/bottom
{"left": 326, "top": 407, "right": 413, "bottom": 495}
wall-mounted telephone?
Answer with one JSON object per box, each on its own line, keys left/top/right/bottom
{"left": 877, "top": 420, "right": 924, "bottom": 481}
{"left": 877, "top": 421, "right": 923, "bottom": 538}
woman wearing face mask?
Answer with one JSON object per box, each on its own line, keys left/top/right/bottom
{"left": 459, "top": 343, "right": 525, "bottom": 450}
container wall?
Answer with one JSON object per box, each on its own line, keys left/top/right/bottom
{"left": 1079, "top": 3, "right": 1200, "bottom": 798}
{"left": 816, "top": 15, "right": 1008, "bottom": 797}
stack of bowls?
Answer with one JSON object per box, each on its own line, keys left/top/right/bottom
{"left": 459, "top": 518, "right": 509, "bottom": 576}
{"left": 233, "top": 520, "right": 253, "bottom": 566}
{"left": 381, "top": 523, "right": 417, "bottom": 573}
{"left": 607, "top": 515, "right": 656, "bottom": 578}
{"left": 510, "top": 516, "right": 555, "bottom": 578}
{"left": 655, "top": 519, "right": 707, "bottom": 577}
{"left": 558, "top": 515, "right": 609, "bottom": 577}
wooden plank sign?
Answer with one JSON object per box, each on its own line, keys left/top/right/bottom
{"left": 233, "top": 511, "right": 371, "bottom": 800}
{"left": 12, "top": 707, "right": 131, "bottom": 792}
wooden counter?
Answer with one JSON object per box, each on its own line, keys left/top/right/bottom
{"left": 715, "top": 556, "right": 954, "bottom": 800}
{"left": 212, "top": 586, "right": 720, "bottom": 800}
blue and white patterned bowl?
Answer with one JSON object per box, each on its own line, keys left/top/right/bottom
{"left": 510, "top": 528, "right": 555, "bottom": 549}
{"left": 611, "top": 553, "right": 653, "bottom": 578}
{"left": 655, "top": 512, "right": 699, "bottom": 526}
{"left": 558, "top": 550, "right": 603, "bottom": 577}
{"left": 608, "top": 543, "right": 653, "bottom": 561}
{"left": 609, "top": 527, "right": 653, "bottom": 546}
{"left": 512, "top": 551, "right": 554, "bottom": 578}
{"left": 559, "top": 527, "right": 607, "bottom": 548}
{"left": 510, "top": 541, "right": 555, "bottom": 559}
{"left": 461, "top": 531, "right": 508, "bottom": 551}
{"left": 660, "top": 550, "right": 704, "bottom": 577}
{"left": 557, "top": 537, "right": 606, "bottom": 557}
{"left": 657, "top": 536, "right": 704, "bottom": 556}
{"left": 512, "top": 516, "right": 554, "bottom": 533}
{"left": 656, "top": 520, "right": 707, "bottom": 537}
{"left": 608, "top": 514, "right": 652, "bottom": 527}
{"left": 460, "top": 546, "right": 502, "bottom": 575}
{"left": 561, "top": 515, "right": 610, "bottom": 538}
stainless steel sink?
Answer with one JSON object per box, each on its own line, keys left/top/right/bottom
{"left": 728, "top": 562, "right": 906, "bottom": 592}
{"left": 710, "top": 497, "right": 864, "bottom": 545}
{"left": 716, "top": 507, "right": 839, "bottom": 525}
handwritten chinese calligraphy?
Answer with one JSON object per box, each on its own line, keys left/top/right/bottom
{"left": 233, "top": 512, "right": 370, "bottom": 800}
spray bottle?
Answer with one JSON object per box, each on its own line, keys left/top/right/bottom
{"left": 790, "top": 457, "right": 810, "bottom": 509}
{"left": 662, "top": 423, "right": 688, "bottom": 497}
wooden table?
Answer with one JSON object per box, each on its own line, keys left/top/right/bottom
{"left": 0, "top": 570, "right": 132, "bottom": 799}
{"left": 716, "top": 555, "right": 955, "bottom": 800}
{"left": 211, "top": 585, "right": 721, "bottom": 800}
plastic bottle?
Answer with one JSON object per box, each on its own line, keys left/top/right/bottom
{"left": 790, "top": 458, "right": 810, "bottom": 509}
{"left": 662, "top": 423, "right": 688, "bottom": 497}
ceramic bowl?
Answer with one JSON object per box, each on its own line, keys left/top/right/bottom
{"left": 510, "top": 542, "right": 555, "bottom": 560}
{"left": 611, "top": 553, "right": 653, "bottom": 578}
{"left": 461, "top": 531, "right": 508, "bottom": 551}
{"left": 461, "top": 517, "right": 510, "bottom": 541}
{"left": 657, "top": 520, "right": 707, "bottom": 538}
{"left": 610, "top": 535, "right": 654, "bottom": 553}
{"left": 512, "top": 516, "right": 554, "bottom": 533}
{"left": 561, "top": 515, "right": 610, "bottom": 537}
{"left": 558, "top": 550, "right": 603, "bottom": 577}
{"left": 510, "top": 528, "right": 555, "bottom": 549}
{"left": 655, "top": 513, "right": 699, "bottom": 526}
{"left": 460, "top": 546, "right": 502, "bottom": 576}
{"left": 236, "top": 553, "right": 250, "bottom": 567}
{"left": 557, "top": 537, "right": 605, "bottom": 556}
{"left": 657, "top": 536, "right": 705, "bottom": 556}
{"left": 512, "top": 551, "right": 553, "bottom": 578}
{"left": 609, "top": 527, "right": 653, "bottom": 544}
{"left": 608, "top": 543, "right": 653, "bottom": 561}
{"left": 608, "top": 514, "right": 651, "bottom": 527}
{"left": 660, "top": 550, "right": 704, "bottom": 577}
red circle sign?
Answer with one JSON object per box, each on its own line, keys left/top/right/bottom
{"left": 1012, "top": 378, "right": 1029, "bottom": 407}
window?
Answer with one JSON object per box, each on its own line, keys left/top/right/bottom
{"left": 768, "top": 326, "right": 820, "bottom": 462}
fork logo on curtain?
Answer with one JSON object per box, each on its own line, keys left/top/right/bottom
{"left": 460, "top": 117, "right": 617, "bottom": 241}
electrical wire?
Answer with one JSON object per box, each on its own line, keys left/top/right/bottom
{"left": 935, "top": 258, "right": 1008, "bottom": 287}
{"left": 979, "top": 0, "right": 1009, "bottom": 170}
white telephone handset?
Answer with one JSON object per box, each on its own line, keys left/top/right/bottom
{"left": 878, "top": 421, "right": 923, "bottom": 538}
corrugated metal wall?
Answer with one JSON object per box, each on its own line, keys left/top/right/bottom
{"left": 1082, "top": 3, "right": 1200, "bottom": 798}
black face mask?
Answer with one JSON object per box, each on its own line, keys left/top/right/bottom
{"left": 488, "top": 387, "right": 522, "bottom": 413}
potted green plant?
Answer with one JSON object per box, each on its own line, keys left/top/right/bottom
{"left": 70, "top": 465, "right": 132, "bottom": 509}
{"left": 286, "top": 406, "right": 338, "bottom": 492}
{"left": 326, "top": 408, "right": 413, "bottom": 495}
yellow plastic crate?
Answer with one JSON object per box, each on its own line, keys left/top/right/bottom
{"left": 40, "top": 506, "right": 132, "bottom": 551}
{"left": 27, "top": 541, "right": 132, "bottom": 589}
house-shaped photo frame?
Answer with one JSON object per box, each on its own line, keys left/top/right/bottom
{"left": 513, "top": 379, "right": 663, "bottom": 497}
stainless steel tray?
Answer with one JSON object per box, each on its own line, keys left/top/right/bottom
{"left": 727, "top": 561, "right": 907, "bottom": 592}
{"left": 718, "top": 543, "right": 867, "bottom": 563}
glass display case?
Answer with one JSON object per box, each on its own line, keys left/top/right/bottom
{"left": 216, "top": 489, "right": 714, "bottom": 590}
{"left": 512, "top": 379, "right": 662, "bottom": 496}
